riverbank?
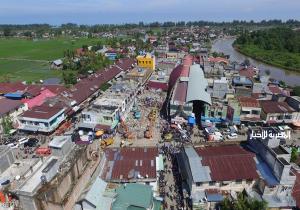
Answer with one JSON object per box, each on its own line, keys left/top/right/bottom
{"left": 233, "top": 43, "right": 300, "bottom": 73}
{"left": 212, "top": 38, "right": 300, "bottom": 86}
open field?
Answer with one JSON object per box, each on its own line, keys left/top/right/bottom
{"left": 0, "top": 37, "right": 101, "bottom": 82}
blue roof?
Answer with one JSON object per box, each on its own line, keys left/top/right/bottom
{"left": 188, "top": 116, "right": 196, "bottom": 125}
{"left": 233, "top": 76, "right": 253, "bottom": 86}
{"left": 256, "top": 156, "right": 279, "bottom": 186}
{"left": 206, "top": 193, "right": 224, "bottom": 202}
{"left": 4, "top": 92, "right": 24, "bottom": 99}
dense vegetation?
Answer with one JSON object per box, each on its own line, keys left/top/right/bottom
{"left": 234, "top": 27, "right": 300, "bottom": 71}
{"left": 220, "top": 192, "right": 267, "bottom": 210}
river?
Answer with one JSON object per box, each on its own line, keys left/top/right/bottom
{"left": 211, "top": 38, "right": 300, "bottom": 86}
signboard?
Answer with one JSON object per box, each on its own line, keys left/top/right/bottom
{"left": 226, "top": 105, "right": 234, "bottom": 123}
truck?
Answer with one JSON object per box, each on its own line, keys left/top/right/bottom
{"left": 35, "top": 147, "right": 51, "bottom": 156}
{"left": 100, "top": 138, "right": 114, "bottom": 149}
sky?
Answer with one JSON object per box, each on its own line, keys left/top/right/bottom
{"left": 0, "top": 0, "right": 300, "bottom": 25}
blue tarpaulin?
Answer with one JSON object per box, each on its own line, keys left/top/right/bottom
{"left": 188, "top": 116, "right": 196, "bottom": 125}
{"left": 4, "top": 92, "right": 24, "bottom": 99}
{"left": 206, "top": 193, "right": 224, "bottom": 202}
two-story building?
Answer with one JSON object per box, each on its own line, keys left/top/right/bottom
{"left": 238, "top": 96, "right": 262, "bottom": 123}
{"left": 176, "top": 145, "right": 259, "bottom": 208}
{"left": 260, "top": 100, "right": 296, "bottom": 125}
{"left": 18, "top": 104, "right": 65, "bottom": 133}
{"left": 136, "top": 53, "right": 156, "bottom": 70}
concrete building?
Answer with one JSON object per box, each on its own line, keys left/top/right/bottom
{"left": 0, "top": 146, "right": 16, "bottom": 174}
{"left": 79, "top": 80, "right": 140, "bottom": 132}
{"left": 176, "top": 145, "right": 259, "bottom": 208}
{"left": 260, "top": 100, "right": 296, "bottom": 125}
{"left": 238, "top": 96, "right": 262, "bottom": 123}
{"left": 16, "top": 138, "right": 99, "bottom": 210}
{"left": 248, "top": 127, "right": 296, "bottom": 208}
{"left": 0, "top": 98, "right": 27, "bottom": 134}
{"left": 212, "top": 77, "right": 228, "bottom": 99}
{"left": 136, "top": 53, "right": 156, "bottom": 70}
{"left": 18, "top": 104, "right": 65, "bottom": 133}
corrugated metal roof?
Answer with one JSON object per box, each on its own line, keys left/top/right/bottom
{"left": 186, "top": 64, "right": 211, "bottom": 105}
{"left": 103, "top": 147, "right": 158, "bottom": 181}
{"left": 185, "top": 146, "right": 211, "bottom": 183}
{"left": 196, "top": 145, "right": 259, "bottom": 182}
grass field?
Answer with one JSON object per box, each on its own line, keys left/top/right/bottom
{"left": 0, "top": 37, "right": 101, "bottom": 82}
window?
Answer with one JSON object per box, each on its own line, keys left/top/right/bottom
{"left": 252, "top": 110, "right": 260, "bottom": 115}
{"left": 277, "top": 115, "right": 284, "bottom": 120}
{"left": 196, "top": 182, "right": 202, "bottom": 186}
{"left": 209, "top": 181, "right": 216, "bottom": 186}
{"left": 246, "top": 179, "right": 252, "bottom": 184}
{"left": 236, "top": 179, "right": 242, "bottom": 184}
{"left": 210, "top": 111, "right": 215, "bottom": 117}
{"left": 285, "top": 115, "right": 292, "bottom": 119}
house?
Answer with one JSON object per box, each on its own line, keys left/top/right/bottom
{"left": 176, "top": 145, "right": 259, "bottom": 208}
{"left": 136, "top": 53, "right": 156, "bottom": 70}
{"left": 249, "top": 127, "right": 296, "bottom": 208}
{"left": 104, "top": 50, "right": 117, "bottom": 60}
{"left": 80, "top": 98, "right": 122, "bottom": 132}
{"left": 0, "top": 98, "right": 27, "bottom": 134}
{"left": 212, "top": 77, "right": 228, "bottom": 99}
{"left": 18, "top": 104, "right": 65, "bottom": 133}
{"left": 260, "top": 100, "right": 296, "bottom": 124}
{"left": 51, "top": 59, "right": 63, "bottom": 70}
{"left": 22, "top": 89, "right": 56, "bottom": 109}
{"left": 75, "top": 178, "right": 113, "bottom": 210}
{"left": 238, "top": 96, "right": 261, "bottom": 123}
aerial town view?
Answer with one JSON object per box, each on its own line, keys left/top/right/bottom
{"left": 1, "top": 1, "right": 300, "bottom": 210}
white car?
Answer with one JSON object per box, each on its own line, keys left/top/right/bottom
{"left": 7, "top": 143, "right": 18, "bottom": 149}
{"left": 227, "top": 133, "right": 238, "bottom": 139}
{"left": 18, "top": 137, "right": 29, "bottom": 145}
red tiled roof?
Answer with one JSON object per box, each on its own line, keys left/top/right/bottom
{"left": 208, "top": 57, "right": 229, "bottom": 65}
{"left": 260, "top": 101, "right": 295, "bottom": 114}
{"left": 238, "top": 96, "right": 260, "bottom": 108}
{"left": 196, "top": 145, "right": 259, "bottom": 181}
{"left": 239, "top": 67, "right": 256, "bottom": 78}
{"left": 22, "top": 89, "right": 56, "bottom": 109}
{"left": 103, "top": 147, "right": 158, "bottom": 181}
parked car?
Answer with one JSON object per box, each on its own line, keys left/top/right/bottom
{"left": 18, "top": 137, "right": 29, "bottom": 145}
{"left": 24, "top": 138, "right": 38, "bottom": 147}
{"left": 227, "top": 133, "right": 238, "bottom": 139}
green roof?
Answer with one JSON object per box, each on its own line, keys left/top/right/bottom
{"left": 112, "top": 183, "right": 153, "bottom": 210}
